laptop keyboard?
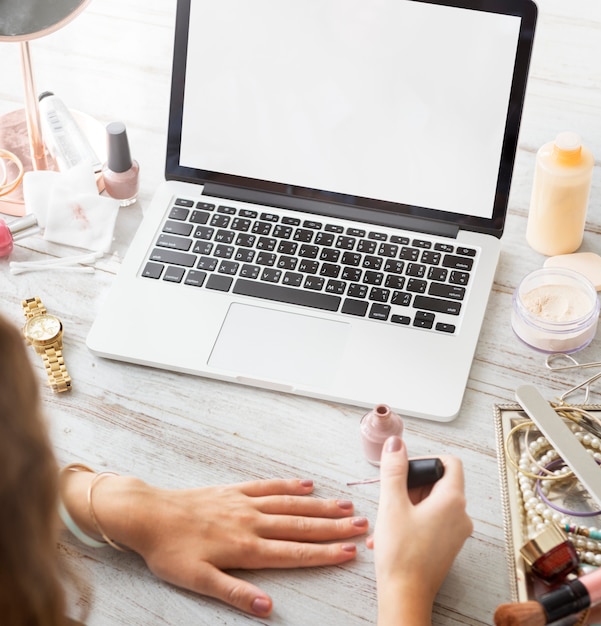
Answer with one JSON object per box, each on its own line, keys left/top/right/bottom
{"left": 141, "top": 197, "right": 479, "bottom": 334}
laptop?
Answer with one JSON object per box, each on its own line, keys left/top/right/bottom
{"left": 87, "top": 0, "right": 537, "bottom": 422}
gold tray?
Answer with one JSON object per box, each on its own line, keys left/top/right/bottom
{"left": 494, "top": 403, "right": 601, "bottom": 602}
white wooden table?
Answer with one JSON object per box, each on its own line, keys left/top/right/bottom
{"left": 1, "top": 1, "right": 600, "bottom": 623}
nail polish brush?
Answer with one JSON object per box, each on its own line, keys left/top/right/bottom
{"left": 347, "top": 457, "right": 444, "bottom": 488}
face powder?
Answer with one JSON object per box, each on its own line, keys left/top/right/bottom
{"left": 512, "top": 267, "right": 600, "bottom": 353}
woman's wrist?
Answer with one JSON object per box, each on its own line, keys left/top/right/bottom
{"left": 376, "top": 579, "right": 434, "bottom": 626}
{"left": 60, "top": 468, "right": 154, "bottom": 551}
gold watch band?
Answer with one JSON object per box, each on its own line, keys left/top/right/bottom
{"left": 22, "top": 297, "right": 72, "bottom": 393}
{"left": 22, "top": 296, "right": 47, "bottom": 319}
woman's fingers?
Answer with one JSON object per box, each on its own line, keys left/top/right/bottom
{"left": 254, "top": 513, "right": 369, "bottom": 541}
{"left": 173, "top": 561, "right": 274, "bottom": 617}
{"left": 238, "top": 478, "right": 317, "bottom": 498}
{"left": 233, "top": 538, "right": 360, "bottom": 569}
{"left": 254, "top": 494, "right": 357, "bottom": 518}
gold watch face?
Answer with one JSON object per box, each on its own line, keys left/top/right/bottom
{"left": 24, "top": 314, "right": 62, "bottom": 343}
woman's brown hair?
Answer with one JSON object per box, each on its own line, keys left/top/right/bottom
{"left": 0, "top": 313, "right": 67, "bottom": 624}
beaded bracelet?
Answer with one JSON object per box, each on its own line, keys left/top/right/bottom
{"left": 59, "top": 464, "right": 107, "bottom": 548}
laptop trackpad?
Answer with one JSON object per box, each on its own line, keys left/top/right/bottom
{"left": 208, "top": 303, "right": 350, "bottom": 388}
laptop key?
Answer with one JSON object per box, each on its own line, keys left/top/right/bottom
{"left": 142, "top": 261, "right": 164, "bottom": 279}
{"left": 193, "top": 225, "right": 214, "bottom": 239}
{"left": 261, "top": 268, "right": 282, "bottom": 282}
{"left": 169, "top": 206, "right": 190, "bottom": 220}
{"left": 442, "top": 254, "right": 474, "bottom": 271}
{"left": 157, "top": 233, "right": 192, "bottom": 251}
{"left": 341, "top": 298, "right": 369, "bottom": 317}
{"left": 406, "top": 278, "right": 427, "bottom": 293}
{"left": 150, "top": 248, "right": 196, "bottom": 267}
{"left": 207, "top": 275, "right": 233, "bottom": 291}
{"left": 215, "top": 230, "right": 236, "bottom": 243}
{"left": 391, "top": 314, "right": 411, "bottom": 325}
{"left": 369, "top": 303, "right": 391, "bottom": 320}
{"left": 193, "top": 241, "right": 213, "bottom": 255}
{"left": 348, "top": 284, "right": 368, "bottom": 298}
{"left": 429, "top": 283, "right": 466, "bottom": 300}
{"left": 413, "top": 311, "right": 435, "bottom": 329}
{"left": 218, "top": 260, "right": 239, "bottom": 275}
{"left": 234, "top": 279, "right": 341, "bottom": 311}
{"left": 163, "top": 266, "right": 186, "bottom": 283}
{"left": 163, "top": 220, "right": 193, "bottom": 236}
{"left": 185, "top": 270, "right": 207, "bottom": 287}
{"left": 198, "top": 256, "right": 218, "bottom": 271}
{"left": 326, "top": 279, "right": 346, "bottom": 294}
{"left": 240, "top": 264, "right": 260, "bottom": 279}
{"left": 299, "top": 244, "right": 319, "bottom": 258}
{"left": 283, "top": 272, "right": 303, "bottom": 286}
{"left": 449, "top": 270, "right": 470, "bottom": 285}
{"left": 414, "top": 295, "right": 462, "bottom": 315}
{"left": 304, "top": 276, "right": 325, "bottom": 291}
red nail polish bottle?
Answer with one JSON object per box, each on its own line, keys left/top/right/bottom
{"left": 520, "top": 524, "right": 579, "bottom": 584}
{"left": 0, "top": 214, "right": 39, "bottom": 258}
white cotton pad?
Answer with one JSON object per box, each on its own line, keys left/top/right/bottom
{"left": 22, "top": 169, "right": 61, "bottom": 228}
{"left": 544, "top": 252, "right": 601, "bottom": 291}
{"left": 44, "top": 192, "right": 120, "bottom": 253}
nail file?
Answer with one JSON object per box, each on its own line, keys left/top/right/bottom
{"left": 515, "top": 384, "right": 601, "bottom": 510}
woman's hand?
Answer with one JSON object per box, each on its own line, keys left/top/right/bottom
{"left": 367, "top": 436, "right": 473, "bottom": 626}
{"left": 61, "top": 472, "right": 368, "bottom": 617}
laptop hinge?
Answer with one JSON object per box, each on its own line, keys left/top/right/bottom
{"left": 201, "top": 183, "right": 460, "bottom": 239}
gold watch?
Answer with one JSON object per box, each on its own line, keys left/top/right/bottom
{"left": 22, "top": 297, "right": 72, "bottom": 393}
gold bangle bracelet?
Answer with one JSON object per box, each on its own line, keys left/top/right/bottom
{"left": 0, "top": 148, "right": 25, "bottom": 197}
{"left": 59, "top": 464, "right": 107, "bottom": 548}
{"left": 87, "top": 472, "right": 129, "bottom": 552}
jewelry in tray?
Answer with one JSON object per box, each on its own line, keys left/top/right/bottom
{"left": 497, "top": 400, "right": 601, "bottom": 600}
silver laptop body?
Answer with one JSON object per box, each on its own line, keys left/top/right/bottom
{"left": 87, "top": 0, "right": 537, "bottom": 421}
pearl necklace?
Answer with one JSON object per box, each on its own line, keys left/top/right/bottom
{"left": 516, "top": 423, "right": 601, "bottom": 567}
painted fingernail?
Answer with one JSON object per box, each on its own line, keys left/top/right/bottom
{"left": 252, "top": 597, "right": 271, "bottom": 614}
{"left": 352, "top": 517, "right": 368, "bottom": 527}
{"left": 385, "top": 435, "right": 402, "bottom": 453}
{"left": 341, "top": 543, "right": 357, "bottom": 552}
{"left": 300, "top": 479, "right": 314, "bottom": 488}
{"left": 337, "top": 499, "right": 353, "bottom": 510}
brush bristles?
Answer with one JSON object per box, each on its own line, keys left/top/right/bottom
{"left": 493, "top": 601, "right": 547, "bottom": 626}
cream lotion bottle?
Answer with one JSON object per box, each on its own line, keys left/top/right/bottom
{"left": 38, "top": 91, "right": 101, "bottom": 172}
{"left": 526, "top": 132, "right": 594, "bottom": 256}
{"left": 360, "top": 404, "right": 404, "bottom": 466}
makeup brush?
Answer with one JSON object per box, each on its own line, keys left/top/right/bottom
{"left": 494, "top": 567, "right": 601, "bottom": 625}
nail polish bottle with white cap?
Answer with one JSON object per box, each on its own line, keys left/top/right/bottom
{"left": 102, "top": 121, "right": 139, "bottom": 207}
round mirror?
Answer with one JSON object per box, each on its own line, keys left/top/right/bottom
{"left": 0, "top": 0, "right": 91, "bottom": 41}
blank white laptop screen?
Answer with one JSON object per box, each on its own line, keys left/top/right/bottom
{"left": 180, "top": 0, "right": 521, "bottom": 219}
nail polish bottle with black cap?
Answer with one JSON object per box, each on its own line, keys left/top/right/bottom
{"left": 102, "top": 121, "right": 139, "bottom": 207}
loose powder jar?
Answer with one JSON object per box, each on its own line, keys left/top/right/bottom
{"left": 512, "top": 267, "right": 600, "bottom": 353}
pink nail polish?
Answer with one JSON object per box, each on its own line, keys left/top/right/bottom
{"left": 360, "top": 404, "right": 403, "bottom": 466}
{"left": 337, "top": 499, "right": 353, "bottom": 510}
{"left": 102, "top": 121, "right": 139, "bottom": 207}
{"left": 352, "top": 517, "right": 368, "bottom": 527}
{"left": 300, "top": 479, "right": 314, "bottom": 488}
{"left": 251, "top": 597, "right": 271, "bottom": 614}
{"left": 341, "top": 543, "right": 357, "bottom": 552}
{"left": 0, "top": 214, "right": 39, "bottom": 258}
